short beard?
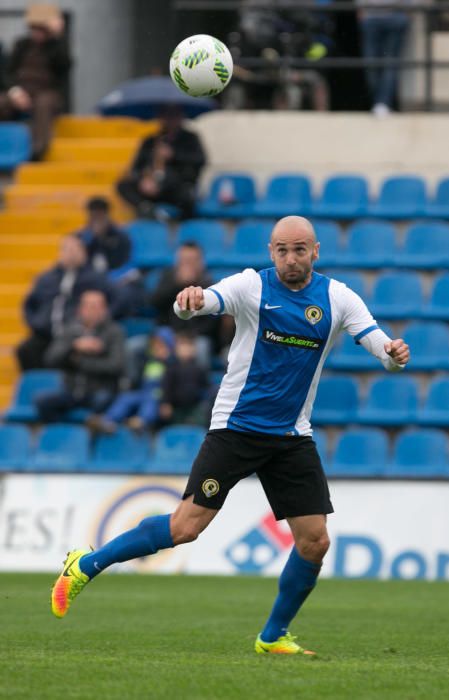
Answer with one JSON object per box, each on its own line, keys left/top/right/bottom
{"left": 278, "top": 265, "right": 312, "bottom": 287}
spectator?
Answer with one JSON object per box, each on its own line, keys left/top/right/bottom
{"left": 35, "top": 290, "right": 125, "bottom": 423}
{"left": 16, "top": 236, "right": 120, "bottom": 371}
{"left": 0, "top": 3, "right": 71, "bottom": 159}
{"left": 88, "top": 326, "right": 175, "bottom": 434}
{"left": 76, "top": 197, "right": 131, "bottom": 274}
{"left": 357, "top": 0, "right": 410, "bottom": 116}
{"left": 148, "top": 242, "right": 221, "bottom": 367}
{"left": 117, "top": 105, "right": 206, "bottom": 220}
{"left": 159, "top": 331, "right": 209, "bottom": 425}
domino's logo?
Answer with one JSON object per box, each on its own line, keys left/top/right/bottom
{"left": 225, "top": 513, "right": 294, "bottom": 574}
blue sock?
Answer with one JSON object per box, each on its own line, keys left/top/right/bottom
{"left": 260, "top": 547, "right": 321, "bottom": 643}
{"left": 79, "top": 514, "right": 173, "bottom": 579}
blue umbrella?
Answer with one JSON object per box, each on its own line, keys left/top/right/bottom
{"left": 97, "top": 76, "right": 217, "bottom": 120}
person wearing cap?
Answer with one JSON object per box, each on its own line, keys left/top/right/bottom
{"left": 88, "top": 326, "right": 176, "bottom": 434}
{"left": 0, "top": 3, "right": 71, "bottom": 158}
{"left": 116, "top": 106, "right": 206, "bottom": 220}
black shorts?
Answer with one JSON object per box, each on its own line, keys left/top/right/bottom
{"left": 183, "top": 428, "right": 334, "bottom": 521}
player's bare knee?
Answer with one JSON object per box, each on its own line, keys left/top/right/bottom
{"left": 297, "top": 533, "right": 330, "bottom": 563}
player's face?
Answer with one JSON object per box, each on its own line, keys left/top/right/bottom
{"left": 270, "top": 236, "right": 319, "bottom": 289}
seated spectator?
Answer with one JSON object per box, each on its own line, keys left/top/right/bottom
{"left": 76, "top": 197, "right": 131, "bottom": 274}
{"left": 35, "top": 290, "right": 125, "bottom": 423}
{"left": 88, "top": 326, "right": 175, "bottom": 434}
{"left": 148, "top": 242, "right": 221, "bottom": 368}
{"left": 16, "top": 236, "right": 121, "bottom": 371}
{"left": 0, "top": 3, "right": 71, "bottom": 159}
{"left": 159, "top": 331, "right": 209, "bottom": 425}
{"left": 117, "top": 105, "right": 206, "bottom": 220}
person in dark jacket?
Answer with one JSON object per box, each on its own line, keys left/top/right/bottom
{"left": 0, "top": 3, "right": 71, "bottom": 158}
{"left": 16, "top": 236, "right": 120, "bottom": 371}
{"left": 116, "top": 106, "right": 206, "bottom": 219}
{"left": 35, "top": 290, "right": 125, "bottom": 422}
{"left": 159, "top": 332, "right": 209, "bottom": 425}
{"left": 76, "top": 197, "right": 131, "bottom": 274}
{"left": 148, "top": 242, "right": 221, "bottom": 365}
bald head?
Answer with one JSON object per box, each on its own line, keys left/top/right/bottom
{"left": 271, "top": 216, "right": 316, "bottom": 245}
{"left": 269, "top": 216, "right": 319, "bottom": 290}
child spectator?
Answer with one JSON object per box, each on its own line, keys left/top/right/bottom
{"left": 89, "top": 326, "right": 175, "bottom": 433}
{"left": 159, "top": 332, "right": 209, "bottom": 425}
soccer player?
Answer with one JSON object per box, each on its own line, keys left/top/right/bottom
{"left": 51, "top": 216, "right": 410, "bottom": 654}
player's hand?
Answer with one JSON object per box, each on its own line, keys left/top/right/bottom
{"left": 384, "top": 338, "right": 410, "bottom": 365}
{"left": 176, "top": 285, "right": 204, "bottom": 312}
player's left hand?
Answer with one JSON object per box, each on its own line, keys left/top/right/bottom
{"left": 384, "top": 338, "right": 410, "bottom": 365}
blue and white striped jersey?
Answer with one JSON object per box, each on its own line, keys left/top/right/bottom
{"left": 175, "top": 267, "right": 400, "bottom": 436}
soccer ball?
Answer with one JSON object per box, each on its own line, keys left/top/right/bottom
{"left": 169, "top": 34, "right": 233, "bottom": 98}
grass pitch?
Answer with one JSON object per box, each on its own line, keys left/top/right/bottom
{"left": 0, "top": 574, "right": 448, "bottom": 700}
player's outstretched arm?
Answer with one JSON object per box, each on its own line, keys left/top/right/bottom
{"left": 173, "top": 286, "right": 221, "bottom": 320}
{"left": 384, "top": 338, "right": 410, "bottom": 366}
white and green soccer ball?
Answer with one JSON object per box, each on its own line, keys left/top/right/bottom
{"left": 169, "top": 34, "right": 233, "bottom": 97}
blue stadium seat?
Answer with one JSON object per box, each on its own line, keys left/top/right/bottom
{"left": 90, "top": 427, "right": 150, "bottom": 473}
{"left": 326, "top": 322, "right": 394, "bottom": 371}
{"left": 312, "top": 220, "right": 343, "bottom": 268}
{"left": 176, "top": 219, "right": 228, "bottom": 266}
{"left": 252, "top": 174, "right": 312, "bottom": 218}
{"left": 324, "top": 270, "right": 366, "bottom": 297}
{"left": 312, "top": 428, "right": 328, "bottom": 471}
{"left": 196, "top": 173, "right": 256, "bottom": 218}
{"left": 423, "top": 274, "right": 449, "bottom": 320}
{"left": 120, "top": 317, "right": 155, "bottom": 338}
{"left": 210, "top": 267, "right": 242, "bottom": 283}
{"left": 395, "top": 222, "right": 449, "bottom": 269}
{"left": 149, "top": 425, "right": 206, "bottom": 474}
{"left": 0, "top": 424, "right": 32, "bottom": 470}
{"left": 330, "top": 428, "right": 389, "bottom": 477}
{"left": 357, "top": 376, "right": 419, "bottom": 426}
{"left": 388, "top": 429, "right": 449, "bottom": 478}
{"left": 28, "top": 424, "right": 90, "bottom": 472}
{"left": 370, "top": 272, "right": 424, "bottom": 319}
{"left": 312, "top": 376, "right": 359, "bottom": 425}
{"left": 417, "top": 378, "right": 449, "bottom": 427}
{"left": 5, "top": 370, "right": 62, "bottom": 422}
{"left": 310, "top": 175, "right": 369, "bottom": 219}
{"left": 221, "top": 220, "right": 273, "bottom": 268}
{"left": 424, "top": 178, "right": 449, "bottom": 219}
{"left": 126, "top": 220, "right": 173, "bottom": 267}
{"left": 144, "top": 268, "right": 163, "bottom": 292}
{"left": 339, "top": 220, "right": 397, "bottom": 268}
{"left": 402, "top": 321, "right": 449, "bottom": 370}
{"left": 0, "top": 123, "right": 31, "bottom": 169}
{"left": 367, "top": 176, "right": 428, "bottom": 219}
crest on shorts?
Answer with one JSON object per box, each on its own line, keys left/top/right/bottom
{"left": 305, "top": 305, "right": 323, "bottom": 325}
{"left": 202, "top": 479, "right": 220, "bottom": 498}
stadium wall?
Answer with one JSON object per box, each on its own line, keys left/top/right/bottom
{"left": 193, "top": 112, "right": 449, "bottom": 191}
{"left": 1, "top": 473, "right": 448, "bottom": 581}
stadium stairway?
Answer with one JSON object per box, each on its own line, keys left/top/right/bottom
{"left": 0, "top": 116, "right": 160, "bottom": 410}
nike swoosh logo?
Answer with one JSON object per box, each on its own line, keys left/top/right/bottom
{"left": 264, "top": 303, "right": 282, "bottom": 310}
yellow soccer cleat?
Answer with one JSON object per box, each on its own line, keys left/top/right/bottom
{"left": 51, "top": 549, "right": 90, "bottom": 618}
{"left": 255, "top": 632, "right": 316, "bottom": 656}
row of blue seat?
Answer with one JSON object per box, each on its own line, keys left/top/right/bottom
{"left": 315, "top": 428, "right": 449, "bottom": 478}
{"left": 127, "top": 219, "right": 449, "bottom": 269}
{"left": 1, "top": 422, "right": 448, "bottom": 478}
{"left": 3, "top": 369, "right": 449, "bottom": 432}
{"left": 0, "top": 423, "right": 204, "bottom": 472}
{"left": 313, "top": 375, "right": 449, "bottom": 426}
{"left": 196, "top": 173, "right": 449, "bottom": 220}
